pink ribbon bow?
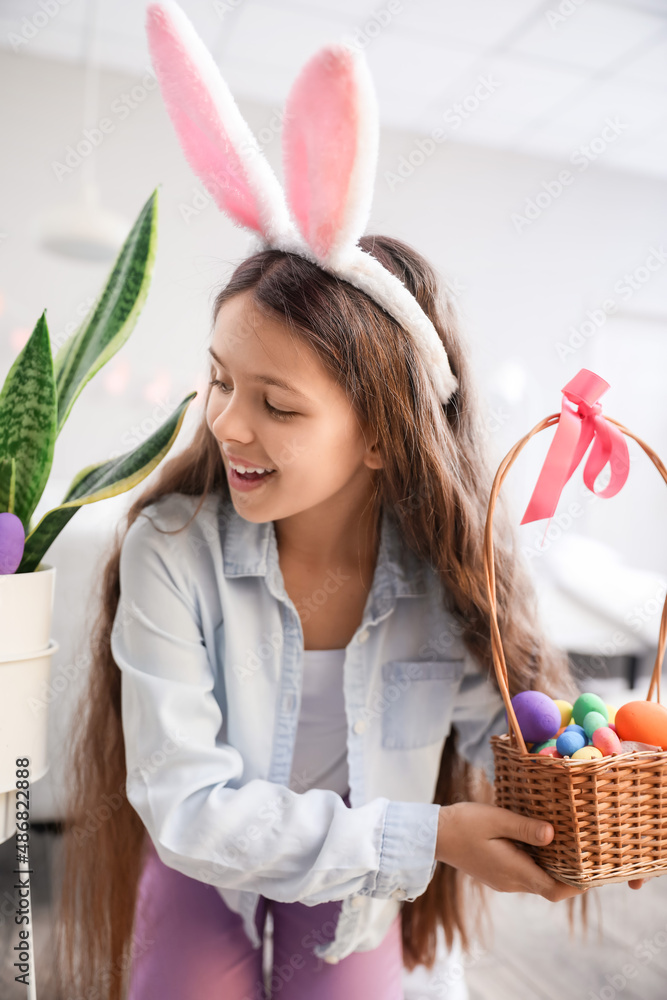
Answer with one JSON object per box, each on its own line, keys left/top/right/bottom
{"left": 520, "top": 368, "right": 630, "bottom": 530}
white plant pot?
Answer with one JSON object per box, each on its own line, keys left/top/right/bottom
{"left": 0, "top": 563, "right": 58, "bottom": 844}
{"left": 0, "top": 563, "right": 56, "bottom": 658}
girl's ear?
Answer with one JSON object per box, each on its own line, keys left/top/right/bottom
{"left": 281, "top": 44, "right": 380, "bottom": 267}
{"left": 146, "top": 1, "right": 294, "bottom": 244}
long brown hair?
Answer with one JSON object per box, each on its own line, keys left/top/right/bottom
{"left": 55, "top": 234, "right": 588, "bottom": 997}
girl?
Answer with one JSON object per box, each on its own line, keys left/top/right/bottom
{"left": 54, "top": 3, "right": 619, "bottom": 998}
{"left": 56, "top": 234, "right": 593, "bottom": 1000}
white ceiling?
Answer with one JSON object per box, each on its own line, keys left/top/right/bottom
{"left": 2, "top": 0, "right": 667, "bottom": 180}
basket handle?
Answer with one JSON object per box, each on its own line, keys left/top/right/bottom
{"left": 483, "top": 412, "right": 667, "bottom": 755}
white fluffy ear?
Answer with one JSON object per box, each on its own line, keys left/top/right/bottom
{"left": 281, "top": 44, "right": 379, "bottom": 267}
{"left": 146, "top": 1, "right": 296, "bottom": 246}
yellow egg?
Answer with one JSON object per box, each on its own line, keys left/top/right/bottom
{"left": 605, "top": 704, "right": 617, "bottom": 724}
{"left": 571, "top": 746, "right": 603, "bottom": 760}
{"left": 553, "top": 699, "right": 573, "bottom": 728}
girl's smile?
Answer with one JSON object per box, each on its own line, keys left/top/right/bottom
{"left": 227, "top": 463, "right": 277, "bottom": 491}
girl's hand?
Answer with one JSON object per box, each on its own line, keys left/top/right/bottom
{"left": 628, "top": 875, "right": 662, "bottom": 889}
{"left": 436, "top": 801, "right": 589, "bottom": 902}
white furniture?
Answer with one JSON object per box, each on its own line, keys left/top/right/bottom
{"left": 528, "top": 532, "right": 666, "bottom": 693}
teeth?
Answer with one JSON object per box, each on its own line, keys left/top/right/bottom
{"left": 229, "top": 460, "right": 274, "bottom": 474}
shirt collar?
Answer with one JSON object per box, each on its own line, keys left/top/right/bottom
{"left": 220, "top": 495, "right": 427, "bottom": 599}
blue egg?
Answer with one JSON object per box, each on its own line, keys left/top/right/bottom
{"left": 564, "top": 724, "right": 587, "bottom": 740}
{"left": 556, "top": 730, "right": 586, "bottom": 757}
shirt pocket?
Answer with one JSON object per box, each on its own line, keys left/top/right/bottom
{"left": 380, "top": 658, "right": 466, "bottom": 750}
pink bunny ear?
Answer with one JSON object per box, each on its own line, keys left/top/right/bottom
{"left": 146, "top": 1, "right": 294, "bottom": 244}
{"left": 282, "top": 44, "right": 379, "bottom": 265}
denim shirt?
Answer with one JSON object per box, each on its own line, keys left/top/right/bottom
{"left": 112, "top": 491, "right": 508, "bottom": 963}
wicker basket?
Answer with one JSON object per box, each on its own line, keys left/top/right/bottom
{"left": 484, "top": 411, "right": 667, "bottom": 887}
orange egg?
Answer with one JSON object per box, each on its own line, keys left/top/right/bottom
{"left": 614, "top": 701, "right": 667, "bottom": 750}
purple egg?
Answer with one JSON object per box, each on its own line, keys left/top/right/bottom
{"left": 510, "top": 690, "right": 562, "bottom": 743}
{"left": 0, "top": 512, "right": 26, "bottom": 574}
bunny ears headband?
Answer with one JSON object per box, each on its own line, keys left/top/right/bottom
{"left": 145, "top": 1, "right": 458, "bottom": 405}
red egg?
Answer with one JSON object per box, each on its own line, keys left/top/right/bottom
{"left": 591, "top": 726, "right": 622, "bottom": 756}
{"left": 537, "top": 745, "right": 563, "bottom": 758}
{"left": 615, "top": 701, "right": 667, "bottom": 750}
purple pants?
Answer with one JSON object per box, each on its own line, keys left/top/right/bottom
{"left": 127, "top": 793, "right": 405, "bottom": 999}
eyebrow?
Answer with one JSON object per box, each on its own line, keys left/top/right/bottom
{"left": 207, "top": 346, "right": 309, "bottom": 399}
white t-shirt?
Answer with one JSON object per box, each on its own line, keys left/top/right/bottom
{"left": 288, "top": 648, "right": 350, "bottom": 798}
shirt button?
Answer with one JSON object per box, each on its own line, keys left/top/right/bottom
{"left": 350, "top": 896, "right": 364, "bottom": 909}
{"left": 357, "top": 629, "right": 370, "bottom": 643}
{"left": 323, "top": 955, "right": 340, "bottom": 964}
{"left": 391, "top": 889, "right": 405, "bottom": 900}
{"left": 353, "top": 720, "right": 367, "bottom": 735}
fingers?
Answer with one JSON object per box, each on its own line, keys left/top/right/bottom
{"left": 497, "top": 839, "right": 588, "bottom": 901}
{"left": 628, "top": 875, "right": 662, "bottom": 889}
{"left": 490, "top": 806, "right": 554, "bottom": 848}
{"left": 540, "top": 881, "right": 589, "bottom": 902}
{"left": 488, "top": 838, "right": 563, "bottom": 897}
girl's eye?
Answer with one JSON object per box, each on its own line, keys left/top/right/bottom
{"left": 208, "top": 379, "right": 297, "bottom": 421}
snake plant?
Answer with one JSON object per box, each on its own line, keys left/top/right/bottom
{"left": 0, "top": 187, "right": 197, "bottom": 574}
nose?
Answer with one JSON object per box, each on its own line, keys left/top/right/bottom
{"left": 210, "top": 390, "right": 255, "bottom": 446}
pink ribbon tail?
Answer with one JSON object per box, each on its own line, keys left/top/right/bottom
{"left": 520, "top": 369, "right": 630, "bottom": 534}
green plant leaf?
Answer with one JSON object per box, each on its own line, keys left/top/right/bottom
{"left": 16, "top": 390, "right": 197, "bottom": 573}
{"left": 0, "top": 456, "right": 17, "bottom": 514}
{"left": 53, "top": 187, "right": 159, "bottom": 437}
{"left": 0, "top": 312, "right": 57, "bottom": 528}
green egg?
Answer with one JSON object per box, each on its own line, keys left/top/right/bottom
{"left": 573, "top": 693, "right": 608, "bottom": 727}
{"left": 531, "top": 738, "right": 557, "bottom": 754}
{"left": 583, "top": 710, "right": 608, "bottom": 737}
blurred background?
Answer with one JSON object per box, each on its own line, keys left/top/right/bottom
{"left": 1, "top": 0, "right": 667, "bottom": 996}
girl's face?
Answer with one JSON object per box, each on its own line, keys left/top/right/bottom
{"left": 206, "top": 290, "right": 381, "bottom": 522}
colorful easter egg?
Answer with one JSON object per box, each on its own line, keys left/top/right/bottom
{"left": 0, "top": 511, "right": 25, "bottom": 574}
{"left": 510, "top": 691, "right": 561, "bottom": 743}
{"left": 583, "top": 711, "right": 609, "bottom": 738}
{"left": 537, "top": 745, "right": 563, "bottom": 758}
{"left": 572, "top": 693, "right": 608, "bottom": 727}
{"left": 553, "top": 699, "right": 573, "bottom": 728}
{"left": 615, "top": 701, "right": 667, "bottom": 750}
{"left": 605, "top": 704, "right": 617, "bottom": 725}
{"left": 557, "top": 730, "right": 586, "bottom": 757}
{"left": 564, "top": 723, "right": 588, "bottom": 741}
{"left": 571, "top": 746, "right": 603, "bottom": 760}
{"left": 592, "top": 726, "right": 622, "bottom": 756}
{"left": 608, "top": 723, "right": 617, "bottom": 734}
{"left": 531, "top": 739, "right": 557, "bottom": 754}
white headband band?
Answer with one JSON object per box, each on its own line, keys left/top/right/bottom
{"left": 146, "top": 0, "right": 459, "bottom": 405}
